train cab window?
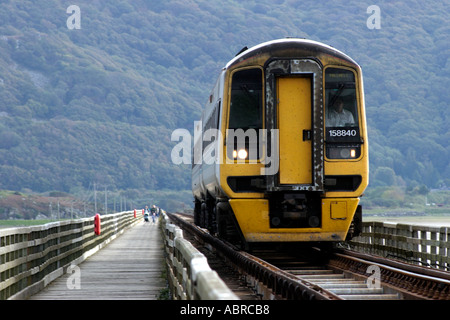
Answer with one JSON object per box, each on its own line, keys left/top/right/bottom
{"left": 325, "top": 68, "right": 361, "bottom": 159}
{"left": 228, "top": 68, "right": 263, "bottom": 130}
{"left": 227, "top": 68, "right": 263, "bottom": 161}
{"left": 325, "top": 68, "right": 358, "bottom": 129}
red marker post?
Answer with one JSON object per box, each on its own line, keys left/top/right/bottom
{"left": 94, "top": 213, "right": 101, "bottom": 235}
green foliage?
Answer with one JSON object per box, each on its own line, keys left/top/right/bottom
{"left": 0, "top": 0, "right": 448, "bottom": 212}
{"left": 0, "top": 219, "right": 56, "bottom": 227}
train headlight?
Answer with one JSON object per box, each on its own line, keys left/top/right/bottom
{"left": 326, "top": 145, "right": 360, "bottom": 159}
{"left": 233, "top": 149, "right": 248, "bottom": 160}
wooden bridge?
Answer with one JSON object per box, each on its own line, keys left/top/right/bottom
{"left": 0, "top": 211, "right": 167, "bottom": 300}
{"left": 1, "top": 210, "right": 235, "bottom": 301}
{"left": 1, "top": 210, "right": 449, "bottom": 301}
{"left": 29, "top": 220, "right": 165, "bottom": 300}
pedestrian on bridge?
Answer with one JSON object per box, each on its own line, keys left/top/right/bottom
{"left": 144, "top": 206, "right": 150, "bottom": 222}
{"left": 151, "top": 205, "right": 157, "bottom": 224}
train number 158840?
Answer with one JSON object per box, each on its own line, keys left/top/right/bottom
{"left": 328, "top": 129, "right": 357, "bottom": 137}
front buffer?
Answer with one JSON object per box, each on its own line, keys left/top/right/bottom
{"left": 229, "top": 198, "right": 360, "bottom": 242}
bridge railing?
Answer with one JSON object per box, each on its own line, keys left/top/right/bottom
{"left": 160, "top": 212, "right": 238, "bottom": 300}
{"left": 0, "top": 211, "right": 140, "bottom": 300}
{"left": 349, "top": 221, "right": 450, "bottom": 271}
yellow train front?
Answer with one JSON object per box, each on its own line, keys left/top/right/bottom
{"left": 192, "top": 39, "right": 368, "bottom": 248}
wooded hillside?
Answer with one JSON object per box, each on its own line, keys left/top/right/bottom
{"left": 0, "top": 0, "right": 448, "bottom": 212}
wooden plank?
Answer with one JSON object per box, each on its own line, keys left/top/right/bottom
{"left": 28, "top": 220, "right": 165, "bottom": 300}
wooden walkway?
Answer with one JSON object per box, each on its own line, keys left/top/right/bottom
{"left": 29, "top": 220, "right": 166, "bottom": 300}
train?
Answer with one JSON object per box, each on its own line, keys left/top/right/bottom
{"left": 192, "top": 38, "right": 368, "bottom": 249}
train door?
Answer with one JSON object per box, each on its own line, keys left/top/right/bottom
{"left": 277, "top": 77, "right": 312, "bottom": 185}
{"left": 265, "top": 59, "right": 323, "bottom": 192}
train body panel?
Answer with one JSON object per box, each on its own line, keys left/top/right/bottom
{"left": 192, "top": 71, "right": 225, "bottom": 201}
{"left": 229, "top": 198, "right": 359, "bottom": 242}
{"left": 192, "top": 39, "right": 368, "bottom": 246}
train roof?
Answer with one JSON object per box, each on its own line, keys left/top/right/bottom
{"left": 225, "top": 38, "right": 358, "bottom": 69}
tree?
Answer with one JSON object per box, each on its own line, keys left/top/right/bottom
{"left": 374, "top": 167, "right": 396, "bottom": 186}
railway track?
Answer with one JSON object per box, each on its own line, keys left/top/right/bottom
{"left": 167, "top": 212, "right": 450, "bottom": 300}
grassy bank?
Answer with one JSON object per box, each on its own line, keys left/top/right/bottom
{"left": 0, "top": 219, "right": 57, "bottom": 228}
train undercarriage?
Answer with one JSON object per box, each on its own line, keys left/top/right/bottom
{"left": 194, "top": 193, "right": 363, "bottom": 250}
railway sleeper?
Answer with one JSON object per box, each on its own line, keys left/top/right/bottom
{"left": 328, "top": 251, "right": 450, "bottom": 300}
{"left": 292, "top": 267, "right": 400, "bottom": 300}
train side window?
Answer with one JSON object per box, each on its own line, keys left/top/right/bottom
{"left": 228, "top": 68, "right": 263, "bottom": 130}
{"left": 325, "top": 68, "right": 359, "bottom": 129}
